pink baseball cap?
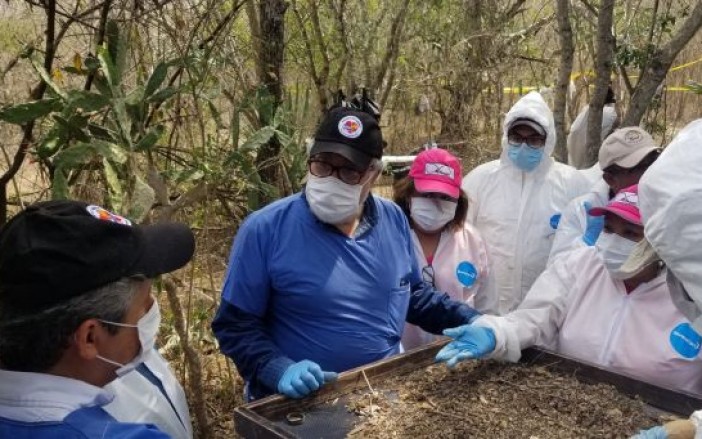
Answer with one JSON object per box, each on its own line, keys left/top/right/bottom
{"left": 408, "top": 148, "right": 462, "bottom": 199}
{"left": 589, "top": 184, "right": 642, "bottom": 226}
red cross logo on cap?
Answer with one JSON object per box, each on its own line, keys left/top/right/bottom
{"left": 338, "top": 115, "right": 363, "bottom": 139}
{"left": 86, "top": 205, "right": 132, "bottom": 226}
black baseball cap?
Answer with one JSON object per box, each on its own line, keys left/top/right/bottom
{"left": 310, "top": 107, "right": 384, "bottom": 168}
{"left": 0, "top": 200, "right": 195, "bottom": 312}
{"left": 508, "top": 117, "right": 546, "bottom": 137}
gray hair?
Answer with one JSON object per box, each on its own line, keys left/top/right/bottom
{"left": 369, "top": 158, "right": 384, "bottom": 172}
{"left": 0, "top": 276, "right": 142, "bottom": 372}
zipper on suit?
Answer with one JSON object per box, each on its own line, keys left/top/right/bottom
{"left": 598, "top": 288, "right": 631, "bottom": 365}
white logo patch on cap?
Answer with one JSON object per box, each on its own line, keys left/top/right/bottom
{"left": 624, "top": 129, "right": 644, "bottom": 144}
{"left": 613, "top": 191, "right": 638, "bottom": 206}
{"left": 338, "top": 115, "right": 363, "bottom": 139}
{"left": 424, "top": 163, "right": 455, "bottom": 179}
{"left": 86, "top": 205, "right": 132, "bottom": 226}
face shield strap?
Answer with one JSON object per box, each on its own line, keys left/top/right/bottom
{"left": 667, "top": 269, "right": 702, "bottom": 333}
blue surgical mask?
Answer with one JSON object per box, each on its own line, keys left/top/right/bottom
{"left": 507, "top": 143, "right": 544, "bottom": 172}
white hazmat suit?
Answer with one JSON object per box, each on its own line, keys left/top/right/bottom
{"left": 627, "top": 119, "right": 702, "bottom": 438}
{"left": 104, "top": 349, "right": 193, "bottom": 439}
{"left": 548, "top": 179, "right": 610, "bottom": 264}
{"left": 474, "top": 247, "right": 702, "bottom": 396}
{"left": 462, "top": 92, "right": 590, "bottom": 315}
{"left": 567, "top": 104, "right": 618, "bottom": 169}
{"left": 639, "top": 119, "right": 702, "bottom": 333}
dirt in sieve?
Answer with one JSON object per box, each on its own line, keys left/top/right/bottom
{"left": 345, "top": 361, "right": 673, "bottom": 439}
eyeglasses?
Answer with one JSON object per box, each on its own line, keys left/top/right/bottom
{"left": 308, "top": 159, "right": 368, "bottom": 185}
{"left": 422, "top": 265, "right": 435, "bottom": 287}
{"left": 507, "top": 133, "right": 546, "bottom": 148}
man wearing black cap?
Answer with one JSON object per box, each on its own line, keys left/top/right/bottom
{"left": 0, "top": 201, "right": 194, "bottom": 438}
{"left": 213, "top": 106, "right": 489, "bottom": 400}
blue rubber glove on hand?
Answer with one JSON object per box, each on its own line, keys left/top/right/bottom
{"left": 277, "top": 360, "right": 338, "bottom": 399}
{"left": 631, "top": 426, "right": 668, "bottom": 439}
{"left": 435, "top": 324, "right": 496, "bottom": 368}
{"left": 582, "top": 201, "right": 605, "bottom": 246}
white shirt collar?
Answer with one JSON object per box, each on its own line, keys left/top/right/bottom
{"left": 0, "top": 369, "right": 114, "bottom": 422}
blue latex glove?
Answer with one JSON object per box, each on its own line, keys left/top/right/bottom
{"left": 435, "top": 324, "right": 496, "bottom": 367}
{"left": 582, "top": 201, "right": 605, "bottom": 246}
{"left": 631, "top": 426, "right": 668, "bottom": 439}
{"left": 277, "top": 360, "right": 338, "bottom": 399}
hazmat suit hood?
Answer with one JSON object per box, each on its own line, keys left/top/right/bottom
{"left": 501, "top": 91, "right": 557, "bottom": 174}
{"left": 462, "top": 91, "right": 590, "bottom": 315}
{"left": 638, "top": 119, "right": 702, "bottom": 332}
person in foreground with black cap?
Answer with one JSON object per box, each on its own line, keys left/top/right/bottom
{"left": 0, "top": 200, "right": 195, "bottom": 438}
{"left": 461, "top": 91, "right": 590, "bottom": 316}
{"left": 212, "top": 105, "right": 489, "bottom": 401}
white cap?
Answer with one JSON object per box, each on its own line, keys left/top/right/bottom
{"left": 598, "top": 127, "right": 660, "bottom": 169}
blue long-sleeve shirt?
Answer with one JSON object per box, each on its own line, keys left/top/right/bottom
{"left": 212, "top": 193, "right": 479, "bottom": 398}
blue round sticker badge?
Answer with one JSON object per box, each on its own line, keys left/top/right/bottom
{"left": 456, "top": 261, "right": 478, "bottom": 288}
{"left": 670, "top": 323, "right": 702, "bottom": 359}
{"left": 549, "top": 213, "right": 562, "bottom": 230}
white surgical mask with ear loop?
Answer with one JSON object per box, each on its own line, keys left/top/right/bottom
{"left": 96, "top": 300, "right": 161, "bottom": 377}
{"left": 596, "top": 232, "right": 639, "bottom": 279}
{"left": 410, "top": 197, "right": 457, "bottom": 232}
{"left": 306, "top": 173, "right": 371, "bottom": 224}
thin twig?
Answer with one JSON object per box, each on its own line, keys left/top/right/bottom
{"left": 163, "top": 277, "right": 211, "bottom": 439}
{"left": 361, "top": 369, "right": 375, "bottom": 394}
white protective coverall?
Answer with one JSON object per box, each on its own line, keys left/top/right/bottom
{"left": 402, "top": 223, "right": 491, "bottom": 350}
{"left": 462, "top": 91, "right": 590, "bottom": 315}
{"left": 567, "top": 104, "right": 618, "bottom": 169}
{"left": 474, "top": 246, "right": 702, "bottom": 396}
{"left": 636, "top": 119, "right": 702, "bottom": 436}
{"left": 547, "top": 179, "right": 610, "bottom": 264}
{"left": 104, "top": 349, "right": 193, "bottom": 439}
{"left": 579, "top": 163, "right": 603, "bottom": 187}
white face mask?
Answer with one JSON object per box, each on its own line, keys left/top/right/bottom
{"left": 97, "top": 300, "right": 161, "bottom": 376}
{"left": 306, "top": 174, "right": 369, "bottom": 224}
{"left": 410, "top": 197, "right": 457, "bottom": 232}
{"left": 596, "top": 232, "right": 639, "bottom": 280}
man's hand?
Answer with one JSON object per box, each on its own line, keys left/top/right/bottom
{"left": 277, "top": 360, "right": 338, "bottom": 399}
{"left": 435, "top": 324, "right": 496, "bottom": 367}
{"left": 582, "top": 201, "right": 605, "bottom": 246}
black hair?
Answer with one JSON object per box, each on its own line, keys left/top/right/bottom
{"left": 605, "top": 87, "right": 616, "bottom": 105}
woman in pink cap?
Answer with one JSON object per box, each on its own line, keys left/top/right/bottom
{"left": 393, "top": 148, "right": 491, "bottom": 350}
{"left": 443, "top": 184, "right": 702, "bottom": 396}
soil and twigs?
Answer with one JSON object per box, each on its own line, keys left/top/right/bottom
{"left": 345, "top": 361, "right": 671, "bottom": 438}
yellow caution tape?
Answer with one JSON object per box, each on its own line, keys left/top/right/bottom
{"left": 670, "top": 56, "right": 702, "bottom": 72}
{"left": 496, "top": 57, "right": 702, "bottom": 95}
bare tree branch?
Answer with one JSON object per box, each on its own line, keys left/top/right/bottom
{"left": 585, "top": 0, "right": 615, "bottom": 166}
{"left": 623, "top": 0, "right": 702, "bottom": 126}
{"left": 373, "top": 0, "right": 410, "bottom": 93}
{"left": 553, "top": 0, "right": 574, "bottom": 163}
{"left": 579, "top": 0, "right": 599, "bottom": 18}
{"left": 0, "top": 0, "right": 60, "bottom": 225}
{"left": 85, "top": 0, "right": 113, "bottom": 91}
{"left": 163, "top": 278, "right": 211, "bottom": 439}
{"left": 307, "top": 0, "right": 330, "bottom": 86}
{"left": 503, "top": 0, "right": 527, "bottom": 21}
{"left": 290, "top": 0, "right": 321, "bottom": 88}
